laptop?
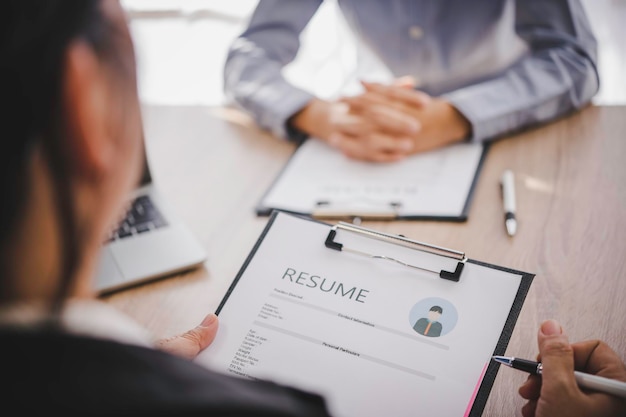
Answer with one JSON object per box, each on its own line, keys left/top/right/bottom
{"left": 95, "top": 137, "right": 207, "bottom": 294}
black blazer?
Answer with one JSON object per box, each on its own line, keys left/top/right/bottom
{"left": 2, "top": 329, "right": 332, "bottom": 417}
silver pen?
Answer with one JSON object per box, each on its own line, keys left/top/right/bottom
{"left": 500, "top": 170, "right": 517, "bottom": 237}
{"left": 492, "top": 355, "right": 626, "bottom": 399}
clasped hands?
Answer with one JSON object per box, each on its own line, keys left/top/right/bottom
{"left": 292, "top": 76, "right": 471, "bottom": 162}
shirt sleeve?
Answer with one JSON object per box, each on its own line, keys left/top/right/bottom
{"left": 223, "top": 0, "right": 323, "bottom": 141}
{"left": 442, "top": 0, "right": 599, "bottom": 143}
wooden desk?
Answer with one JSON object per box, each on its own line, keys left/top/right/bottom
{"left": 102, "top": 104, "right": 626, "bottom": 416}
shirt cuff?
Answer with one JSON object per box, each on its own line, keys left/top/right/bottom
{"left": 263, "top": 87, "right": 315, "bottom": 141}
{"left": 442, "top": 87, "right": 518, "bottom": 143}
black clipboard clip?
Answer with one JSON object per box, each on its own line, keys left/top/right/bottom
{"left": 312, "top": 199, "right": 402, "bottom": 222}
{"left": 324, "top": 222, "right": 466, "bottom": 282}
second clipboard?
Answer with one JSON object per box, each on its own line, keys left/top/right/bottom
{"left": 256, "top": 139, "right": 489, "bottom": 222}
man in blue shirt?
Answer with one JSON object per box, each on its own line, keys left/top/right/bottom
{"left": 224, "top": 0, "right": 599, "bottom": 162}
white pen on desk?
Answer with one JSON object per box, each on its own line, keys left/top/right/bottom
{"left": 500, "top": 170, "right": 517, "bottom": 237}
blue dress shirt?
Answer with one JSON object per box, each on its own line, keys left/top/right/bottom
{"left": 224, "top": 0, "right": 599, "bottom": 143}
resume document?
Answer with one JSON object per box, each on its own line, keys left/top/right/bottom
{"left": 196, "top": 212, "right": 532, "bottom": 417}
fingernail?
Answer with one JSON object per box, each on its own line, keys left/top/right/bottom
{"left": 362, "top": 81, "right": 377, "bottom": 90}
{"left": 401, "top": 140, "right": 413, "bottom": 151}
{"left": 329, "top": 134, "right": 340, "bottom": 146}
{"left": 540, "top": 319, "right": 562, "bottom": 336}
{"left": 200, "top": 313, "right": 217, "bottom": 327}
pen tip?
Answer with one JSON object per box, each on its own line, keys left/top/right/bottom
{"left": 492, "top": 356, "right": 512, "bottom": 366}
{"left": 506, "top": 219, "right": 517, "bottom": 236}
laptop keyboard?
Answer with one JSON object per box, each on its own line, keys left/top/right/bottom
{"left": 106, "top": 195, "right": 168, "bottom": 242}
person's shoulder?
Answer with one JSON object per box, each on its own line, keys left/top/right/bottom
{"left": 1, "top": 329, "right": 332, "bottom": 417}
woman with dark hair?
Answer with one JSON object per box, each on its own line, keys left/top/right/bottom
{"left": 0, "top": 1, "right": 624, "bottom": 417}
{"left": 0, "top": 1, "right": 330, "bottom": 415}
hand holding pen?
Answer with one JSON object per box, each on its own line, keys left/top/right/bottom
{"left": 510, "top": 320, "right": 626, "bottom": 417}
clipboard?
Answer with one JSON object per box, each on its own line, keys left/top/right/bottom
{"left": 256, "top": 139, "right": 489, "bottom": 222}
{"left": 199, "top": 211, "right": 534, "bottom": 417}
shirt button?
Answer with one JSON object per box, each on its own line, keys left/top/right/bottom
{"left": 409, "top": 25, "right": 424, "bottom": 40}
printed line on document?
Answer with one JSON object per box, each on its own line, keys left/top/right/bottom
{"left": 269, "top": 292, "right": 449, "bottom": 351}
{"left": 253, "top": 320, "right": 435, "bottom": 381}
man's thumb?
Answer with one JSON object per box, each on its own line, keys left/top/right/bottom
{"left": 538, "top": 319, "right": 578, "bottom": 392}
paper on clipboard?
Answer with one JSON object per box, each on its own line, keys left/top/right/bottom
{"left": 256, "top": 139, "right": 487, "bottom": 220}
{"left": 196, "top": 212, "right": 534, "bottom": 417}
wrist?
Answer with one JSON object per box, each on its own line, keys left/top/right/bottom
{"left": 289, "top": 98, "right": 333, "bottom": 140}
{"left": 439, "top": 99, "right": 471, "bottom": 142}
